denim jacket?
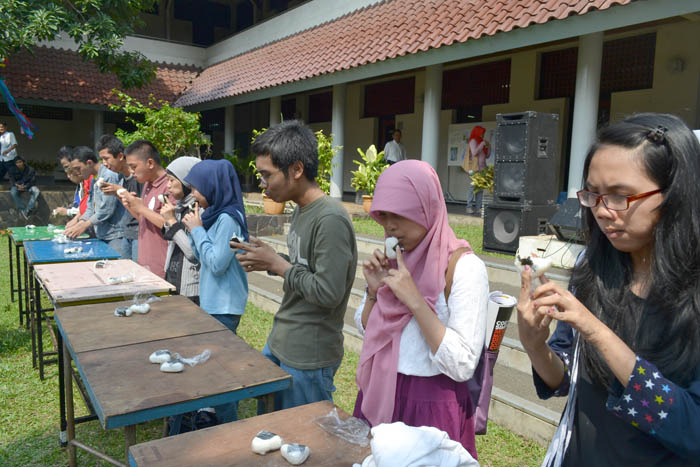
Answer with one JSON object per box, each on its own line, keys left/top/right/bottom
{"left": 82, "top": 165, "right": 124, "bottom": 241}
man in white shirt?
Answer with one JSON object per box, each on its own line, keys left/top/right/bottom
{"left": 383, "top": 129, "right": 407, "bottom": 165}
{"left": 0, "top": 122, "right": 19, "bottom": 182}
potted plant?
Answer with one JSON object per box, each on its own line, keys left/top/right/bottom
{"left": 470, "top": 165, "right": 495, "bottom": 213}
{"left": 350, "top": 144, "right": 388, "bottom": 213}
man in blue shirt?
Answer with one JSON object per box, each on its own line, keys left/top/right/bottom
{"left": 65, "top": 146, "right": 124, "bottom": 254}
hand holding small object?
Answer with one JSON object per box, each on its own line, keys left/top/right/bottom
{"left": 182, "top": 203, "right": 203, "bottom": 230}
{"left": 530, "top": 279, "right": 604, "bottom": 343}
{"left": 362, "top": 248, "right": 391, "bottom": 298}
{"left": 160, "top": 196, "right": 176, "bottom": 225}
{"left": 235, "top": 236, "right": 289, "bottom": 275}
{"left": 516, "top": 266, "right": 553, "bottom": 350}
{"left": 381, "top": 247, "right": 423, "bottom": 308}
{"left": 100, "top": 182, "right": 121, "bottom": 195}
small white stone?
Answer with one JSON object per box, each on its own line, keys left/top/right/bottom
{"left": 95, "top": 177, "right": 104, "bottom": 188}
{"left": 158, "top": 194, "right": 166, "bottom": 204}
{"left": 117, "top": 188, "right": 127, "bottom": 196}
{"left": 129, "top": 303, "right": 150, "bottom": 314}
{"left": 160, "top": 360, "right": 184, "bottom": 373}
{"left": 385, "top": 236, "right": 400, "bottom": 259}
{"left": 280, "top": 443, "right": 310, "bottom": 465}
{"left": 251, "top": 430, "right": 283, "bottom": 455}
{"left": 149, "top": 350, "right": 172, "bottom": 364}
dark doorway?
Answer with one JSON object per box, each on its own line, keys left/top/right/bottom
{"left": 378, "top": 116, "right": 395, "bottom": 151}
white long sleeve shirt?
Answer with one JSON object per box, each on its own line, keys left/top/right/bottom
{"left": 355, "top": 253, "right": 489, "bottom": 382}
{"left": 383, "top": 140, "right": 407, "bottom": 163}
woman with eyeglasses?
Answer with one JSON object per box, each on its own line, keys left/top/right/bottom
{"left": 517, "top": 113, "right": 700, "bottom": 466}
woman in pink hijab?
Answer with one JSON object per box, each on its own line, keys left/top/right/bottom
{"left": 353, "top": 160, "right": 489, "bottom": 458}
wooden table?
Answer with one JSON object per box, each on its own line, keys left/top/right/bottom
{"left": 55, "top": 295, "right": 293, "bottom": 467}
{"left": 34, "top": 259, "right": 175, "bottom": 450}
{"left": 24, "top": 239, "right": 122, "bottom": 379}
{"left": 128, "top": 401, "right": 371, "bottom": 467}
{"left": 6, "top": 225, "right": 77, "bottom": 326}
{"left": 34, "top": 259, "right": 173, "bottom": 307}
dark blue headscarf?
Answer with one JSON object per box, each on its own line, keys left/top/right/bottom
{"left": 184, "top": 159, "right": 249, "bottom": 240}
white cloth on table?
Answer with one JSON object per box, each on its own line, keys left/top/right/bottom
{"left": 354, "top": 422, "right": 479, "bottom": 467}
{"left": 354, "top": 253, "right": 489, "bottom": 382}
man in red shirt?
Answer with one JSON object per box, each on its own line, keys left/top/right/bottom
{"left": 118, "top": 140, "right": 170, "bottom": 278}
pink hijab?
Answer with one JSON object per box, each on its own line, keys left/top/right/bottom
{"left": 356, "top": 160, "right": 471, "bottom": 426}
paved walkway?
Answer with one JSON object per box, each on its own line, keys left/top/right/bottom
{"left": 243, "top": 191, "right": 483, "bottom": 227}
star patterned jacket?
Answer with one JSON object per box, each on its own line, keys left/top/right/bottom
{"left": 533, "top": 320, "right": 700, "bottom": 464}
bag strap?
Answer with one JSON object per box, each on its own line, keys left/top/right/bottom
{"left": 445, "top": 247, "right": 472, "bottom": 300}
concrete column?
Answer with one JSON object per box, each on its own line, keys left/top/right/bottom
{"left": 421, "top": 64, "right": 443, "bottom": 169}
{"left": 269, "top": 96, "right": 282, "bottom": 126}
{"left": 330, "top": 83, "right": 346, "bottom": 199}
{"left": 224, "top": 105, "right": 235, "bottom": 155}
{"left": 567, "top": 32, "right": 603, "bottom": 197}
{"left": 93, "top": 110, "right": 104, "bottom": 150}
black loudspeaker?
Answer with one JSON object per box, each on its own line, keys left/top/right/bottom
{"left": 494, "top": 111, "right": 560, "bottom": 205}
{"left": 548, "top": 198, "right": 585, "bottom": 243}
{"left": 483, "top": 204, "right": 560, "bottom": 254}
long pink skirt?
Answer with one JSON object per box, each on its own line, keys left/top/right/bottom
{"left": 353, "top": 372, "right": 477, "bottom": 460}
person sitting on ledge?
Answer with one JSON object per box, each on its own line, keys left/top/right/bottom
{"left": 8, "top": 156, "right": 40, "bottom": 219}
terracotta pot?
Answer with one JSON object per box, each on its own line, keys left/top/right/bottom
{"left": 362, "top": 195, "right": 373, "bottom": 213}
{"left": 263, "top": 195, "right": 285, "bottom": 215}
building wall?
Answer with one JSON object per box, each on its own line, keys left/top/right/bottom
{"left": 335, "top": 20, "right": 699, "bottom": 195}
{"left": 610, "top": 21, "right": 700, "bottom": 127}
{"left": 3, "top": 109, "right": 96, "bottom": 178}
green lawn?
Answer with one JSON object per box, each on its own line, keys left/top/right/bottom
{"left": 0, "top": 232, "right": 542, "bottom": 466}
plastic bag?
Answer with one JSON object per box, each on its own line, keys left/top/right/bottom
{"left": 114, "top": 294, "right": 162, "bottom": 317}
{"left": 172, "top": 349, "right": 211, "bottom": 367}
{"left": 314, "top": 408, "right": 370, "bottom": 446}
{"left": 156, "top": 349, "right": 211, "bottom": 373}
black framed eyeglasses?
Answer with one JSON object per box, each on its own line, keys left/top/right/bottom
{"left": 576, "top": 189, "right": 662, "bottom": 211}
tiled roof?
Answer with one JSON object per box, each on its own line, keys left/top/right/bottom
{"left": 176, "top": 0, "right": 631, "bottom": 107}
{"left": 1, "top": 46, "right": 199, "bottom": 107}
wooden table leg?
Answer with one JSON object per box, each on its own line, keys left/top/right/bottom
{"left": 58, "top": 331, "right": 68, "bottom": 447}
{"left": 63, "top": 340, "right": 76, "bottom": 467}
{"left": 263, "top": 394, "right": 275, "bottom": 413}
{"left": 124, "top": 425, "right": 137, "bottom": 462}
{"left": 30, "top": 272, "right": 37, "bottom": 369}
{"left": 8, "top": 236, "right": 14, "bottom": 303}
{"left": 16, "top": 244, "right": 24, "bottom": 326}
{"left": 35, "top": 269, "right": 47, "bottom": 380}
{"left": 23, "top": 249, "right": 30, "bottom": 330}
